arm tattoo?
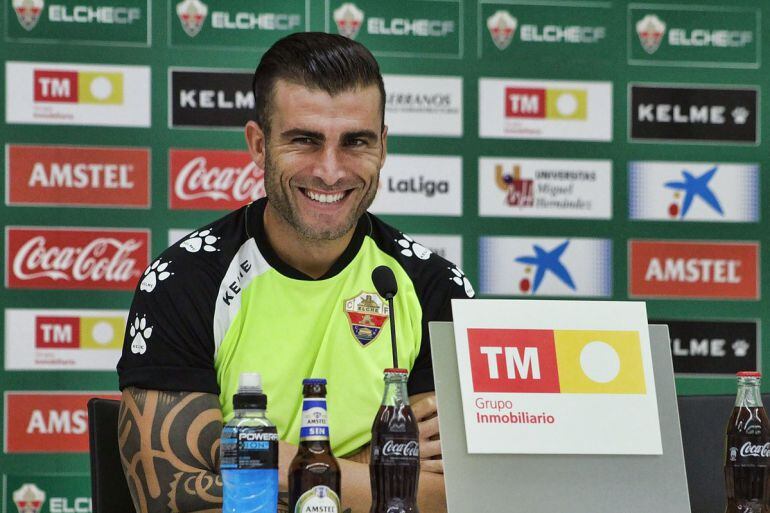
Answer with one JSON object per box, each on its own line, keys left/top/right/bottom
{"left": 119, "top": 387, "right": 224, "bottom": 513}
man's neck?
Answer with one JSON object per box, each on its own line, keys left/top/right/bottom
{"left": 263, "top": 202, "right": 355, "bottom": 279}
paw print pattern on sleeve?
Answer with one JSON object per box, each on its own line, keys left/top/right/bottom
{"left": 396, "top": 234, "right": 432, "bottom": 260}
{"left": 140, "top": 259, "right": 173, "bottom": 293}
{"left": 449, "top": 266, "right": 475, "bottom": 298}
{"left": 129, "top": 315, "right": 153, "bottom": 355}
{"left": 180, "top": 229, "right": 220, "bottom": 253}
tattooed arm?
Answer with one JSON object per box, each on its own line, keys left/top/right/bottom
{"left": 118, "top": 387, "right": 224, "bottom": 513}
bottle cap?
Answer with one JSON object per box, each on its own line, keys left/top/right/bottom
{"left": 303, "top": 378, "right": 327, "bottom": 385}
{"left": 737, "top": 371, "right": 762, "bottom": 378}
{"left": 238, "top": 372, "right": 262, "bottom": 394}
{"left": 384, "top": 368, "right": 408, "bottom": 374}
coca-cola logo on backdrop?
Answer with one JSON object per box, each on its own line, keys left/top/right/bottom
{"left": 169, "top": 149, "right": 265, "bottom": 210}
{"left": 5, "top": 227, "right": 149, "bottom": 290}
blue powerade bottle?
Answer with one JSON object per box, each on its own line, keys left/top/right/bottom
{"left": 221, "top": 372, "right": 279, "bottom": 513}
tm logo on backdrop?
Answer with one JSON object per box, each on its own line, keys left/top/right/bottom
{"left": 629, "top": 5, "right": 759, "bottom": 68}
{"left": 629, "top": 161, "right": 758, "bottom": 222}
{"left": 479, "top": 237, "right": 612, "bottom": 297}
{"left": 331, "top": 0, "right": 461, "bottom": 58}
{"left": 9, "top": 0, "right": 148, "bottom": 45}
{"left": 482, "top": 4, "right": 609, "bottom": 57}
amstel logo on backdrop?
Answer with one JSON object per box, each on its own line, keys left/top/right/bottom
{"left": 629, "top": 6, "right": 759, "bottom": 67}
{"left": 628, "top": 161, "right": 759, "bottom": 222}
{"left": 169, "top": 149, "right": 265, "bottom": 210}
{"left": 5, "top": 227, "right": 149, "bottom": 290}
{"left": 6, "top": 61, "right": 150, "bottom": 127}
{"left": 5, "top": 309, "right": 126, "bottom": 370}
{"left": 478, "top": 157, "right": 612, "bottom": 219}
{"left": 6, "top": 144, "right": 150, "bottom": 208}
{"left": 628, "top": 240, "right": 759, "bottom": 299}
{"left": 479, "top": 78, "right": 612, "bottom": 141}
{"left": 479, "top": 236, "right": 612, "bottom": 297}
{"left": 468, "top": 328, "right": 645, "bottom": 394}
{"left": 5, "top": 392, "right": 120, "bottom": 453}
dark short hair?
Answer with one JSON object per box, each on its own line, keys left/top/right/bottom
{"left": 252, "top": 32, "right": 385, "bottom": 134}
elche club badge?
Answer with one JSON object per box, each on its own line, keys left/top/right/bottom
{"left": 13, "top": 0, "right": 44, "bottom": 31}
{"left": 344, "top": 292, "right": 389, "bottom": 346}
{"left": 636, "top": 14, "right": 666, "bottom": 55}
{"left": 13, "top": 483, "right": 46, "bottom": 513}
{"left": 334, "top": 3, "right": 364, "bottom": 40}
{"left": 177, "top": 0, "right": 208, "bottom": 37}
{"left": 487, "top": 10, "right": 517, "bottom": 50}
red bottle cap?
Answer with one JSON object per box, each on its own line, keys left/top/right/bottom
{"left": 384, "top": 368, "right": 408, "bottom": 374}
{"left": 737, "top": 371, "right": 762, "bottom": 378}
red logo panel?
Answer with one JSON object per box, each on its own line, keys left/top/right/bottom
{"left": 35, "top": 316, "right": 80, "bottom": 349}
{"left": 5, "top": 227, "right": 149, "bottom": 291}
{"left": 7, "top": 144, "right": 150, "bottom": 208}
{"left": 468, "top": 328, "right": 560, "bottom": 393}
{"left": 505, "top": 87, "right": 546, "bottom": 118}
{"left": 629, "top": 240, "right": 759, "bottom": 299}
{"left": 33, "top": 70, "right": 78, "bottom": 103}
{"left": 169, "top": 149, "right": 265, "bottom": 210}
{"left": 5, "top": 392, "right": 121, "bottom": 453}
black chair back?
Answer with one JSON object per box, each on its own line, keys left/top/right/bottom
{"left": 87, "top": 398, "right": 136, "bottom": 513}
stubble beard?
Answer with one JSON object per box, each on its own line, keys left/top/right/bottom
{"left": 263, "top": 145, "right": 378, "bottom": 242}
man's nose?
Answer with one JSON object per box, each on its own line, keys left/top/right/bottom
{"left": 314, "top": 146, "right": 347, "bottom": 186}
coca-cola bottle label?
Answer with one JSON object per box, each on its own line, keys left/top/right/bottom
{"left": 377, "top": 437, "right": 420, "bottom": 464}
{"left": 294, "top": 485, "right": 339, "bottom": 513}
{"left": 727, "top": 437, "right": 770, "bottom": 465}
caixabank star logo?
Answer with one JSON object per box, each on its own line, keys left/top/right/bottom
{"left": 468, "top": 328, "right": 646, "bottom": 394}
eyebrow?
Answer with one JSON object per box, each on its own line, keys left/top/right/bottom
{"left": 279, "top": 128, "right": 380, "bottom": 143}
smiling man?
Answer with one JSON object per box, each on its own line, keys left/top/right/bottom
{"left": 117, "top": 32, "right": 474, "bottom": 513}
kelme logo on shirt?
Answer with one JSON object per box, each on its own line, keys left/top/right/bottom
{"left": 344, "top": 292, "right": 389, "bottom": 346}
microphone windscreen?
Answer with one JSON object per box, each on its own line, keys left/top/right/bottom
{"left": 372, "top": 265, "right": 398, "bottom": 299}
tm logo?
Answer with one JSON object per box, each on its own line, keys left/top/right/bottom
{"left": 514, "top": 240, "right": 575, "bottom": 294}
{"left": 664, "top": 166, "right": 723, "bottom": 219}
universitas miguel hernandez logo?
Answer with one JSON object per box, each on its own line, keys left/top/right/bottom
{"left": 176, "top": 0, "right": 208, "bottom": 37}
{"left": 636, "top": 14, "right": 666, "bottom": 54}
{"left": 495, "top": 163, "right": 533, "bottom": 207}
{"left": 487, "top": 10, "right": 517, "bottom": 50}
{"left": 13, "top": 0, "right": 44, "bottom": 31}
{"left": 344, "top": 291, "right": 389, "bottom": 346}
{"left": 334, "top": 2, "right": 364, "bottom": 39}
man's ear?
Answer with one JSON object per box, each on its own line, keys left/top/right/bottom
{"left": 379, "top": 124, "right": 388, "bottom": 169}
{"left": 245, "top": 120, "right": 266, "bottom": 169}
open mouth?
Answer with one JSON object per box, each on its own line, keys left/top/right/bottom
{"left": 300, "top": 188, "right": 350, "bottom": 204}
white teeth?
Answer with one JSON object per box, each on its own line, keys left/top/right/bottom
{"left": 305, "top": 190, "right": 345, "bottom": 204}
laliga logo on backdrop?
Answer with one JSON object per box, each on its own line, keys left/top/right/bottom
{"left": 495, "top": 164, "right": 533, "bottom": 207}
{"left": 13, "top": 0, "right": 44, "bottom": 31}
{"left": 177, "top": 0, "right": 208, "bottom": 37}
{"left": 636, "top": 14, "right": 666, "bottom": 54}
{"left": 487, "top": 10, "right": 517, "bottom": 50}
{"left": 13, "top": 484, "right": 46, "bottom": 513}
{"left": 334, "top": 2, "right": 364, "bottom": 39}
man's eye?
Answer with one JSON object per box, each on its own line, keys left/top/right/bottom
{"left": 347, "top": 139, "right": 367, "bottom": 147}
{"left": 293, "top": 137, "right": 315, "bottom": 145}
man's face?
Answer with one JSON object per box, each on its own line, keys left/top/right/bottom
{"left": 251, "top": 80, "right": 386, "bottom": 241}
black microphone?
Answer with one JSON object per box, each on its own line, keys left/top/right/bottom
{"left": 372, "top": 265, "right": 399, "bottom": 369}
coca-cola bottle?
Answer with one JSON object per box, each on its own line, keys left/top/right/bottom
{"left": 725, "top": 371, "right": 770, "bottom": 513}
{"left": 370, "top": 368, "right": 420, "bottom": 513}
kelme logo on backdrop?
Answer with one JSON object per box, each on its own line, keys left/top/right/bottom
{"left": 6, "top": 61, "right": 150, "bottom": 127}
{"left": 629, "top": 85, "right": 758, "bottom": 144}
{"left": 330, "top": 0, "right": 461, "bottom": 58}
{"left": 171, "top": 0, "right": 306, "bottom": 49}
{"left": 629, "top": 5, "right": 759, "bottom": 68}
{"left": 478, "top": 158, "right": 612, "bottom": 220}
{"left": 479, "top": 237, "right": 612, "bottom": 297}
{"left": 6, "top": 144, "right": 151, "bottom": 208}
{"left": 628, "top": 240, "right": 759, "bottom": 300}
{"left": 8, "top": 0, "right": 149, "bottom": 46}
{"left": 628, "top": 161, "right": 759, "bottom": 222}
{"left": 169, "top": 69, "right": 253, "bottom": 129}
{"left": 8, "top": 477, "right": 93, "bottom": 513}
{"left": 481, "top": 4, "right": 609, "bottom": 57}
{"left": 480, "top": 78, "right": 612, "bottom": 141}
